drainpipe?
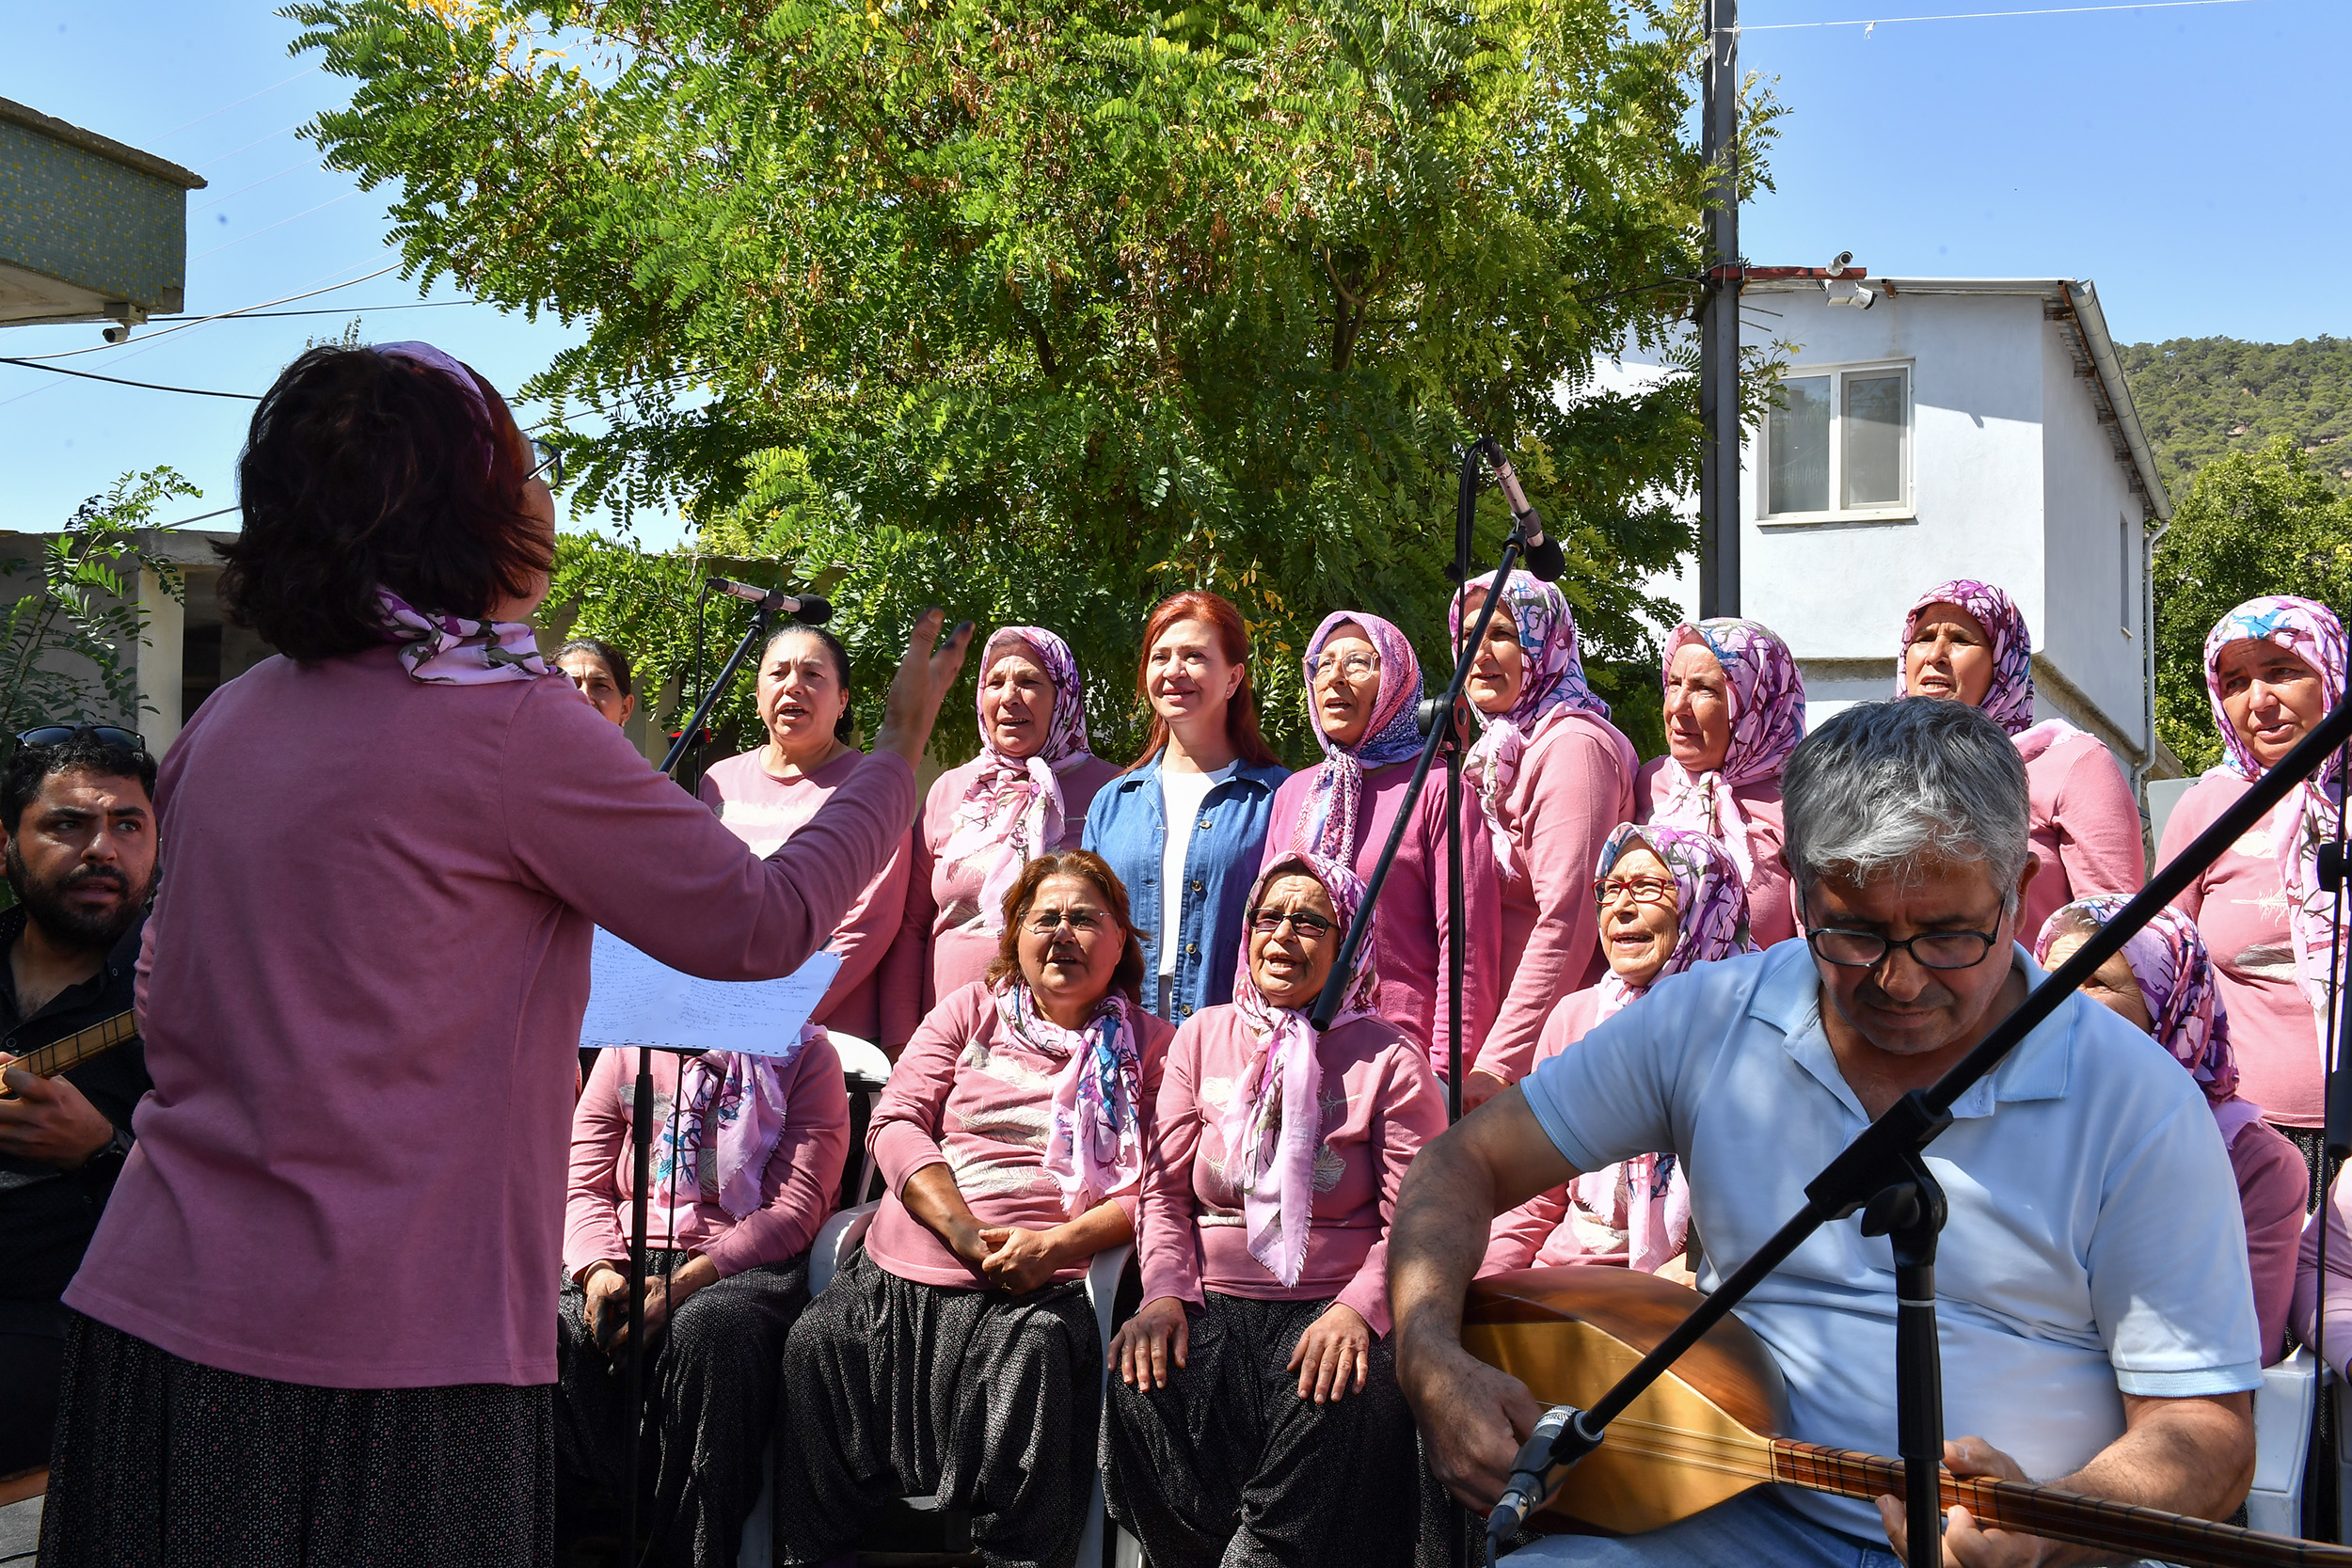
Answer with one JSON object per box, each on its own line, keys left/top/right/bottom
{"left": 2139, "top": 513, "right": 2171, "bottom": 792}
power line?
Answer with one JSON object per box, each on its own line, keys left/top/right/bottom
{"left": 190, "top": 190, "right": 364, "bottom": 262}
{"left": 5, "top": 264, "right": 404, "bottom": 362}
{"left": 144, "top": 300, "right": 474, "bottom": 322}
{"left": 193, "top": 155, "right": 319, "bottom": 214}
{"left": 1742, "top": 0, "right": 2268, "bottom": 29}
{"left": 0, "top": 358, "right": 261, "bottom": 401}
{"left": 163, "top": 65, "right": 323, "bottom": 138}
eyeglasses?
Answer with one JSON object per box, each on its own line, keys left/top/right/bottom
{"left": 14, "top": 725, "right": 144, "bottom": 752}
{"left": 1249, "top": 908, "right": 1336, "bottom": 938}
{"left": 1805, "top": 926, "right": 2000, "bottom": 972}
{"left": 530, "top": 438, "right": 564, "bottom": 487}
{"left": 1594, "top": 876, "right": 1677, "bottom": 908}
{"left": 1026, "top": 909, "right": 1105, "bottom": 936}
{"left": 1311, "top": 653, "right": 1378, "bottom": 682}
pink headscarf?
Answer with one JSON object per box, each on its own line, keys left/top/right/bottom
{"left": 1895, "top": 580, "right": 2080, "bottom": 762}
{"left": 1447, "top": 571, "right": 1612, "bottom": 874}
{"left": 657, "top": 1026, "right": 820, "bottom": 1221}
{"left": 1220, "top": 851, "right": 1378, "bottom": 1287}
{"left": 1646, "top": 619, "right": 1805, "bottom": 882}
{"left": 1291, "top": 612, "right": 1425, "bottom": 863}
{"left": 942, "top": 627, "right": 1095, "bottom": 932}
{"left": 994, "top": 981, "right": 1148, "bottom": 1212}
{"left": 2202, "top": 595, "right": 2349, "bottom": 1044}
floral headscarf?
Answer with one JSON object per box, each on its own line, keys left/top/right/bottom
{"left": 942, "top": 627, "right": 1095, "bottom": 932}
{"left": 1894, "top": 580, "right": 2039, "bottom": 736}
{"left": 1290, "top": 612, "right": 1425, "bottom": 863}
{"left": 656, "top": 1026, "right": 820, "bottom": 1221}
{"left": 1222, "top": 851, "right": 1378, "bottom": 1287}
{"left": 2203, "top": 595, "right": 2349, "bottom": 1041}
{"left": 1447, "top": 571, "right": 1612, "bottom": 874}
{"left": 1646, "top": 619, "right": 1806, "bottom": 881}
{"left": 2034, "top": 897, "right": 2237, "bottom": 1105}
{"left": 377, "top": 588, "right": 548, "bottom": 686}
{"left": 1578, "top": 823, "right": 1756, "bottom": 1273}
{"left": 993, "top": 981, "right": 1148, "bottom": 1212}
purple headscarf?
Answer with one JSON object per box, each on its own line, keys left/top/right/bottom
{"left": 994, "top": 981, "right": 1148, "bottom": 1212}
{"left": 1447, "top": 571, "right": 1611, "bottom": 874}
{"left": 1291, "top": 612, "right": 1424, "bottom": 862}
{"left": 1647, "top": 619, "right": 1806, "bottom": 881}
{"left": 2203, "top": 595, "right": 2350, "bottom": 1041}
{"left": 1221, "top": 851, "right": 1378, "bottom": 1288}
{"left": 2033, "top": 897, "right": 2237, "bottom": 1105}
{"left": 656, "top": 1025, "right": 820, "bottom": 1221}
{"left": 943, "top": 627, "right": 1095, "bottom": 932}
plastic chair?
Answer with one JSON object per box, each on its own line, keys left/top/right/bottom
{"left": 828, "top": 1033, "right": 893, "bottom": 1209}
{"left": 2248, "top": 1348, "right": 2315, "bottom": 1535}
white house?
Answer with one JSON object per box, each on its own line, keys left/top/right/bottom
{"left": 1644, "top": 275, "right": 2178, "bottom": 786}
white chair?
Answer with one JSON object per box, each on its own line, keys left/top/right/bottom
{"left": 2246, "top": 1348, "right": 2316, "bottom": 1535}
{"left": 827, "top": 1033, "right": 894, "bottom": 1207}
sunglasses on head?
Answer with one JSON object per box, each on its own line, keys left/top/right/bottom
{"left": 15, "top": 725, "right": 144, "bottom": 752}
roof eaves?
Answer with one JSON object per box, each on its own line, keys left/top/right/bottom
{"left": 0, "top": 96, "right": 206, "bottom": 190}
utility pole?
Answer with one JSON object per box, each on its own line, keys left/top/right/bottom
{"left": 1697, "top": 0, "right": 1740, "bottom": 618}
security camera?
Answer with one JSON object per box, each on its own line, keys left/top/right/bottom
{"left": 1827, "top": 250, "right": 1854, "bottom": 277}
{"left": 1825, "top": 279, "right": 1876, "bottom": 310}
{"left": 102, "top": 325, "right": 132, "bottom": 344}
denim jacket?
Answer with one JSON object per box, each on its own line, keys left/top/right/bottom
{"left": 1082, "top": 752, "right": 1291, "bottom": 1023}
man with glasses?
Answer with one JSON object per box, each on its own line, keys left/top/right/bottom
{"left": 0, "top": 726, "right": 158, "bottom": 1484}
{"left": 1389, "top": 699, "right": 2260, "bottom": 1566}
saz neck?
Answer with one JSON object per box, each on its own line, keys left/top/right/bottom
{"left": 13, "top": 1009, "right": 138, "bottom": 1081}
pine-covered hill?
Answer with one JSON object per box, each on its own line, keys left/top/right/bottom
{"left": 2118, "top": 336, "right": 2352, "bottom": 498}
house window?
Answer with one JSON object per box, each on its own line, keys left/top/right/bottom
{"left": 1761, "top": 362, "right": 1913, "bottom": 521}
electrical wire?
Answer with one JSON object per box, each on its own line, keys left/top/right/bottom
{"left": 162, "top": 64, "right": 323, "bottom": 137}
{"left": 1741, "top": 0, "right": 2270, "bottom": 30}
{"left": 192, "top": 155, "right": 320, "bottom": 214}
{"left": 4, "top": 264, "right": 404, "bottom": 362}
{"left": 141, "top": 301, "right": 473, "bottom": 321}
{"left": 0, "top": 357, "right": 260, "bottom": 400}
{"left": 191, "top": 189, "right": 365, "bottom": 262}
{"left": 194, "top": 119, "right": 310, "bottom": 174}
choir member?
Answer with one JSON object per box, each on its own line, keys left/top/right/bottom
{"left": 555, "top": 637, "right": 638, "bottom": 728}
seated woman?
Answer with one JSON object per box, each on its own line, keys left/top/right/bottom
{"left": 558, "top": 1029, "right": 849, "bottom": 1566}
{"left": 2036, "top": 897, "right": 2304, "bottom": 1366}
{"left": 1104, "top": 851, "right": 1447, "bottom": 1568}
{"left": 777, "top": 849, "right": 1170, "bottom": 1568}
{"left": 700, "top": 624, "right": 912, "bottom": 1045}
{"left": 1480, "top": 824, "right": 1755, "bottom": 1279}
{"left": 2294, "top": 1173, "right": 2352, "bottom": 1375}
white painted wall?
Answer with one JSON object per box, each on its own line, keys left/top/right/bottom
{"left": 2035, "top": 323, "right": 2150, "bottom": 743}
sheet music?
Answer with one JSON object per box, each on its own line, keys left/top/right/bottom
{"left": 581, "top": 927, "right": 843, "bottom": 1059}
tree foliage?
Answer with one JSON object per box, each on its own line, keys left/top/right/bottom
{"left": 292, "top": 0, "right": 1777, "bottom": 763}
{"left": 2152, "top": 436, "right": 2352, "bottom": 774}
{"left": 2120, "top": 336, "right": 2352, "bottom": 499}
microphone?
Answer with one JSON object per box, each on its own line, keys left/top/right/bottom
{"left": 707, "top": 577, "right": 833, "bottom": 624}
{"left": 1487, "top": 1403, "right": 1594, "bottom": 1549}
{"left": 1474, "top": 437, "right": 1567, "bottom": 583}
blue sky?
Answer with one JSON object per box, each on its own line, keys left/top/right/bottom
{"left": 2, "top": 0, "right": 2342, "bottom": 549}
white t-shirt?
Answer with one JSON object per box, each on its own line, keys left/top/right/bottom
{"left": 1157, "top": 762, "right": 1238, "bottom": 977}
{"left": 1521, "top": 942, "right": 2259, "bottom": 1538}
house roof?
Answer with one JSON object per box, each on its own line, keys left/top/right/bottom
{"left": 0, "top": 98, "right": 204, "bottom": 190}
{"left": 1743, "top": 276, "right": 2171, "bottom": 523}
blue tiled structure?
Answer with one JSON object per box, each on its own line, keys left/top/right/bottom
{"left": 0, "top": 95, "right": 204, "bottom": 328}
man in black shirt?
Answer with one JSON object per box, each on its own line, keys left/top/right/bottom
{"left": 0, "top": 728, "right": 157, "bottom": 1481}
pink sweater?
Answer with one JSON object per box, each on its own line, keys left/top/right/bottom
{"left": 866, "top": 980, "right": 1173, "bottom": 1288}
{"left": 2022, "top": 731, "right": 2145, "bottom": 940}
{"left": 1479, "top": 712, "right": 1635, "bottom": 1083}
{"left": 2161, "top": 776, "right": 2320, "bottom": 1126}
{"left": 563, "top": 1037, "right": 849, "bottom": 1280}
{"left": 1633, "top": 761, "right": 1799, "bottom": 949}
{"left": 1480, "top": 990, "right": 1645, "bottom": 1274}
{"left": 888, "top": 753, "right": 1121, "bottom": 1046}
{"left": 700, "top": 748, "right": 913, "bottom": 1042}
{"left": 69, "top": 648, "right": 911, "bottom": 1389}
{"left": 2220, "top": 1113, "right": 2310, "bottom": 1367}
{"left": 1259, "top": 761, "right": 1500, "bottom": 1079}
{"left": 2296, "top": 1175, "right": 2352, "bottom": 1377}
{"left": 1136, "top": 1004, "right": 1446, "bottom": 1336}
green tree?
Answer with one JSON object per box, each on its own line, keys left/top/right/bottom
{"left": 293, "top": 0, "right": 1777, "bottom": 763}
{"left": 2153, "top": 436, "right": 2352, "bottom": 774}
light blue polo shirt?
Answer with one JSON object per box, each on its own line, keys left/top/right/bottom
{"left": 1521, "top": 942, "right": 2261, "bottom": 1540}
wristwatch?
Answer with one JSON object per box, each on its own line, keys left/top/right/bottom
{"left": 80, "top": 1126, "right": 133, "bottom": 1171}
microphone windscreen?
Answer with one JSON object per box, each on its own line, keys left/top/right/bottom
{"left": 1523, "top": 535, "right": 1568, "bottom": 583}
{"left": 791, "top": 595, "right": 834, "bottom": 626}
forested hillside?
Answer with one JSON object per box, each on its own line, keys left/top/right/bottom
{"left": 2119, "top": 336, "right": 2352, "bottom": 496}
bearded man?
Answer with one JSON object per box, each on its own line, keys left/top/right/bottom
{"left": 0, "top": 726, "right": 159, "bottom": 1483}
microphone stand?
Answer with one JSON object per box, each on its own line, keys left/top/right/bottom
{"left": 1489, "top": 685, "right": 2352, "bottom": 1568}
{"left": 2315, "top": 710, "right": 2352, "bottom": 1541}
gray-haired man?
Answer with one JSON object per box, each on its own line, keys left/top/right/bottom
{"left": 1391, "top": 700, "right": 2259, "bottom": 1566}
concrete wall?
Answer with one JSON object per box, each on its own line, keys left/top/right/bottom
{"left": 2035, "top": 324, "right": 2151, "bottom": 752}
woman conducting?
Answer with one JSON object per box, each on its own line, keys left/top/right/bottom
{"left": 37, "top": 341, "right": 970, "bottom": 1567}
{"left": 1480, "top": 824, "right": 1756, "bottom": 1279}
{"left": 1104, "top": 851, "right": 1446, "bottom": 1568}
{"left": 1637, "top": 617, "right": 1806, "bottom": 948}
{"left": 1449, "top": 571, "right": 1636, "bottom": 1108}
{"left": 2160, "top": 594, "right": 2347, "bottom": 1181}
{"left": 777, "top": 850, "right": 1171, "bottom": 1568}
{"left": 1894, "top": 578, "right": 2143, "bottom": 934}
{"left": 1085, "top": 590, "right": 1290, "bottom": 1024}
{"left": 894, "top": 626, "right": 1119, "bottom": 1046}
{"left": 699, "top": 624, "right": 913, "bottom": 1044}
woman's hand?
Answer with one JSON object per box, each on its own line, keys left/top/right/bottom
{"left": 1110, "top": 1296, "right": 1191, "bottom": 1389}
{"left": 977, "top": 1225, "right": 1064, "bottom": 1294}
{"left": 1459, "top": 1070, "right": 1510, "bottom": 1115}
{"left": 583, "top": 1263, "right": 629, "bottom": 1353}
{"left": 1289, "top": 1302, "right": 1373, "bottom": 1404}
{"left": 872, "top": 609, "right": 977, "bottom": 768}
{"left": 585, "top": 1255, "right": 719, "bottom": 1358}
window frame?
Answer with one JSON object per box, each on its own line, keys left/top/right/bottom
{"left": 1756, "top": 357, "right": 1916, "bottom": 526}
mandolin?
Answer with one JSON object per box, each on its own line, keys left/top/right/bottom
{"left": 1465, "top": 1266, "right": 2349, "bottom": 1568}
{"left": 0, "top": 1008, "right": 139, "bottom": 1090}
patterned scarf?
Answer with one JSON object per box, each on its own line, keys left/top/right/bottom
{"left": 1447, "top": 571, "right": 1612, "bottom": 875}
{"left": 2202, "top": 595, "right": 2349, "bottom": 1044}
{"left": 1221, "top": 852, "right": 1378, "bottom": 1287}
{"left": 375, "top": 340, "right": 496, "bottom": 468}
{"left": 2034, "top": 897, "right": 2238, "bottom": 1104}
{"left": 1647, "top": 619, "right": 1806, "bottom": 882}
{"left": 657, "top": 1026, "right": 818, "bottom": 1221}
{"left": 1291, "top": 612, "right": 1425, "bottom": 863}
{"left": 942, "top": 627, "right": 1094, "bottom": 932}
{"left": 995, "top": 981, "right": 1147, "bottom": 1212}
{"left": 1578, "top": 824, "right": 1756, "bottom": 1273}
{"left": 376, "top": 588, "right": 548, "bottom": 685}
{"left": 1892, "top": 580, "right": 2043, "bottom": 739}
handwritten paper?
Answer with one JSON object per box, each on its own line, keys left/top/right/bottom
{"left": 580, "top": 928, "right": 842, "bottom": 1059}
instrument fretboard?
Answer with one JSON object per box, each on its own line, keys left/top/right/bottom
{"left": 9, "top": 1009, "right": 138, "bottom": 1082}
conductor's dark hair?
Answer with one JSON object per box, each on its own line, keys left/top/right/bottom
{"left": 217, "top": 345, "right": 552, "bottom": 663}
{"left": 762, "top": 623, "right": 858, "bottom": 743}
{"left": 555, "top": 638, "right": 636, "bottom": 699}
{"left": 983, "top": 849, "right": 1147, "bottom": 1006}
{"left": 3, "top": 729, "right": 157, "bottom": 834}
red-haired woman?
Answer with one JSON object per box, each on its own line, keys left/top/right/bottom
{"left": 1085, "top": 591, "right": 1291, "bottom": 1023}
